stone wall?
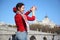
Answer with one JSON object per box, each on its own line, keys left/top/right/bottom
{"left": 0, "top": 25, "right": 60, "bottom": 40}
{"left": 0, "top": 25, "right": 16, "bottom": 40}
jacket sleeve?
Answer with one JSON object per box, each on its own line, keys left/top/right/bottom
{"left": 26, "top": 16, "right": 35, "bottom": 21}
{"left": 24, "top": 10, "right": 32, "bottom": 15}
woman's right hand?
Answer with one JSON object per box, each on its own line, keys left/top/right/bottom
{"left": 30, "top": 6, "right": 37, "bottom": 12}
{"left": 30, "top": 6, "right": 37, "bottom": 16}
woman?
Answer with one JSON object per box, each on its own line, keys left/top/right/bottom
{"left": 13, "top": 3, "right": 36, "bottom": 40}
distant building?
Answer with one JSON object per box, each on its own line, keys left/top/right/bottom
{"left": 33, "top": 16, "right": 56, "bottom": 28}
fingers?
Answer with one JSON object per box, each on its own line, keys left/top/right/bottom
{"left": 30, "top": 6, "right": 37, "bottom": 12}
{"left": 32, "top": 6, "right": 37, "bottom": 10}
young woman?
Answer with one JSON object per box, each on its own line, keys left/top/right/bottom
{"left": 13, "top": 3, "right": 36, "bottom": 40}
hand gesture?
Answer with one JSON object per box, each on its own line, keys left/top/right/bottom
{"left": 30, "top": 6, "right": 37, "bottom": 12}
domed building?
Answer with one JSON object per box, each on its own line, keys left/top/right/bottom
{"left": 33, "top": 16, "right": 56, "bottom": 28}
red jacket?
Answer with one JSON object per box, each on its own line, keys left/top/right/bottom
{"left": 14, "top": 11, "right": 35, "bottom": 32}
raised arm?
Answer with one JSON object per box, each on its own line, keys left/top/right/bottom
{"left": 26, "top": 6, "right": 36, "bottom": 21}
{"left": 24, "top": 10, "right": 32, "bottom": 15}
{"left": 26, "top": 16, "right": 35, "bottom": 21}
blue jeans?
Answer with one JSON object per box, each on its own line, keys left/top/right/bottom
{"left": 15, "top": 31, "right": 27, "bottom": 40}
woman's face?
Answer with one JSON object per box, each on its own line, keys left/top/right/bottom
{"left": 18, "top": 5, "right": 25, "bottom": 13}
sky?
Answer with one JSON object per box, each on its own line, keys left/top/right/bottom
{"left": 0, "top": 0, "right": 60, "bottom": 25}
